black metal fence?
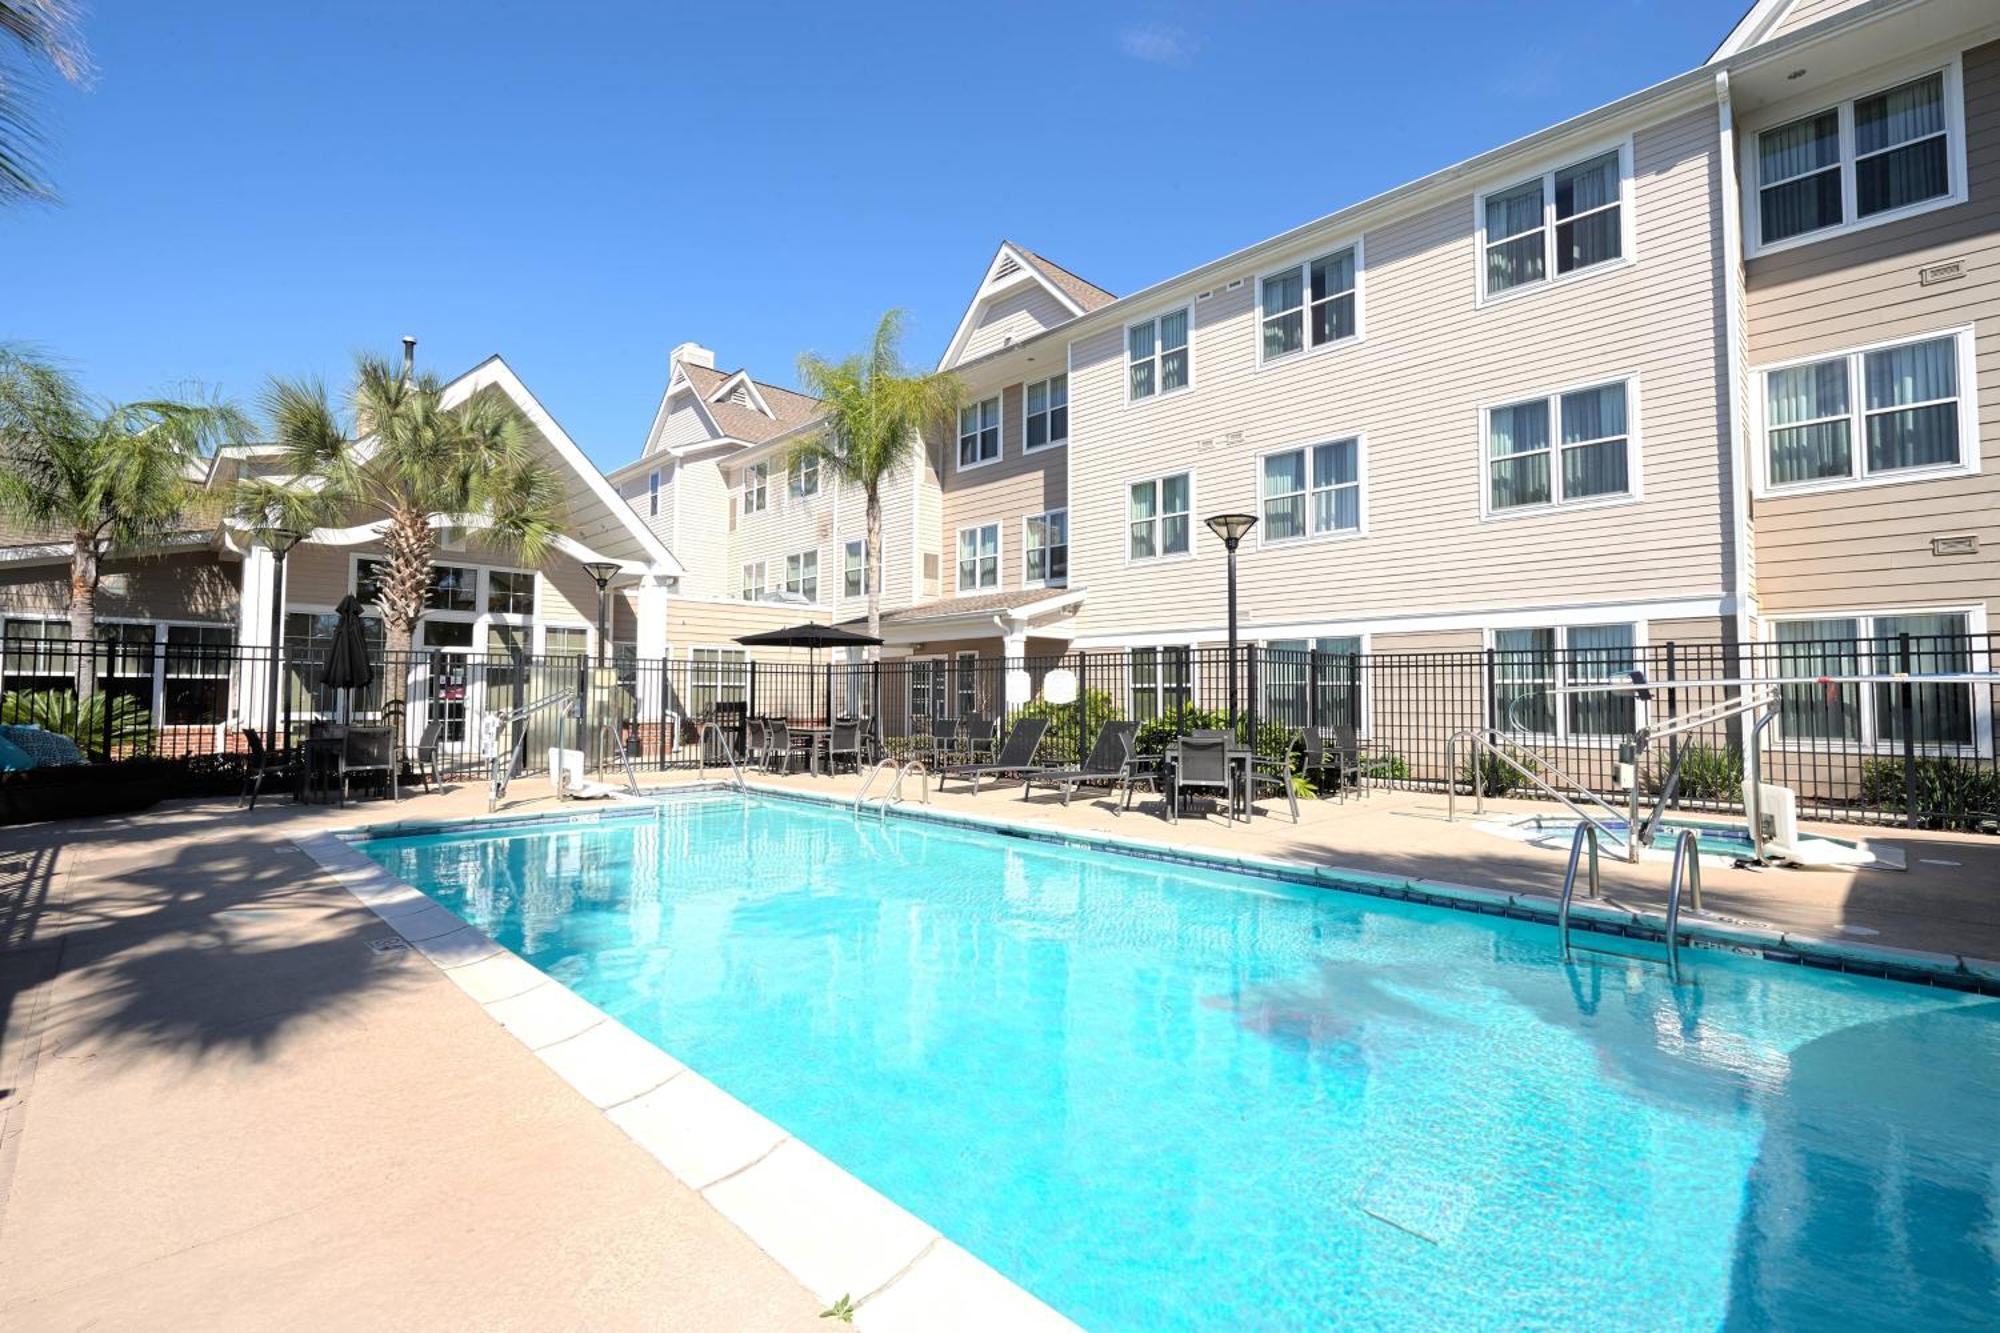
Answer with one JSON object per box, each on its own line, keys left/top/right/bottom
{"left": 2, "top": 632, "right": 1994, "bottom": 831}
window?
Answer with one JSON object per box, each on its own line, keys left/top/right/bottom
{"left": 1264, "top": 637, "right": 1362, "bottom": 730}
{"left": 1024, "top": 375, "right": 1068, "bottom": 450}
{"left": 1128, "top": 472, "right": 1191, "bottom": 560}
{"left": 742, "top": 462, "right": 768, "bottom": 515}
{"left": 740, "top": 560, "right": 766, "bottom": 601}
{"left": 1486, "top": 381, "right": 1632, "bottom": 514}
{"left": 1493, "top": 624, "right": 1637, "bottom": 739}
{"left": 648, "top": 469, "right": 661, "bottom": 517}
{"left": 487, "top": 569, "right": 534, "bottom": 617}
{"left": 162, "top": 625, "right": 232, "bottom": 725}
{"left": 1261, "top": 438, "right": 1361, "bottom": 543}
{"left": 356, "top": 559, "right": 476, "bottom": 612}
{"left": 1129, "top": 646, "right": 1192, "bottom": 721}
{"left": 909, "top": 659, "right": 946, "bottom": 720}
{"left": 1481, "top": 146, "right": 1626, "bottom": 298}
{"left": 691, "top": 646, "right": 748, "bottom": 716}
{"left": 1754, "top": 70, "right": 1956, "bottom": 250}
{"left": 790, "top": 455, "right": 819, "bottom": 498}
{"left": 1761, "top": 330, "right": 1970, "bottom": 492}
{"left": 784, "top": 550, "right": 819, "bottom": 602}
{"left": 843, "top": 540, "right": 871, "bottom": 598}
{"left": 1127, "top": 307, "right": 1190, "bottom": 401}
{"left": 958, "top": 396, "right": 1001, "bottom": 468}
{"left": 955, "top": 651, "right": 978, "bottom": 717}
{"left": 1260, "top": 246, "right": 1358, "bottom": 362}
{"left": 544, "top": 626, "right": 589, "bottom": 659}
{"left": 957, "top": 523, "right": 999, "bottom": 592}
{"left": 1024, "top": 510, "right": 1068, "bottom": 586}
{"left": 1775, "top": 612, "right": 1976, "bottom": 748}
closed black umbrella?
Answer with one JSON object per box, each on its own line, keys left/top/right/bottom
{"left": 324, "top": 593, "right": 375, "bottom": 721}
{"left": 733, "top": 623, "right": 884, "bottom": 652}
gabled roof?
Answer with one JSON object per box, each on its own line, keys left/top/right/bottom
{"left": 1710, "top": 0, "right": 1796, "bottom": 60}
{"left": 679, "top": 363, "right": 823, "bottom": 444}
{"left": 937, "top": 240, "right": 1118, "bottom": 369}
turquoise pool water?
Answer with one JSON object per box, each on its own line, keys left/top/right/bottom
{"left": 360, "top": 794, "right": 2000, "bottom": 1330}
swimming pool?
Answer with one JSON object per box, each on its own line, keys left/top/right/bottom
{"left": 358, "top": 793, "right": 2000, "bottom": 1330}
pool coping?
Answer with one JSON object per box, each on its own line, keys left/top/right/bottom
{"left": 290, "top": 811, "right": 1078, "bottom": 1333}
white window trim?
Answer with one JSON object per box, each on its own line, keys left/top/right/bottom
{"left": 1474, "top": 136, "right": 1636, "bottom": 307}
{"left": 1741, "top": 54, "right": 1968, "bottom": 260}
{"left": 783, "top": 549, "right": 821, "bottom": 604}
{"left": 647, "top": 469, "right": 661, "bottom": 517}
{"left": 1125, "top": 642, "right": 1198, "bottom": 721}
{"left": 534, "top": 622, "right": 594, "bottom": 658}
{"left": 1122, "top": 469, "right": 1197, "bottom": 566}
{"left": 1255, "top": 237, "right": 1366, "bottom": 369}
{"left": 1259, "top": 632, "right": 1373, "bottom": 739}
{"left": 955, "top": 522, "right": 1001, "bottom": 593}
{"left": 1255, "top": 433, "right": 1369, "bottom": 550}
{"left": 842, "top": 538, "right": 871, "bottom": 600}
{"left": 1751, "top": 323, "right": 1979, "bottom": 499}
{"left": 1477, "top": 374, "right": 1644, "bottom": 522}
{"left": 1021, "top": 508, "right": 1069, "bottom": 589}
{"left": 740, "top": 559, "right": 767, "bottom": 602}
{"left": 1123, "top": 304, "right": 1194, "bottom": 406}
{"left": 741, "top": 461, "right": 769, "bottom": 516}
{"left": 789, "top": 454, "right": 820, "bottom": 500}
{"left": 1482, "top": 620, "right": 1651, "bottom": 745}
{"left": 1021, "top": 374, "right": 1069, "bottom": 453}
{"left": 1761, "top": 604, "right": 1992, "bottom": 758}
{"left": 907, "top": 653, "right": 948, "bottom": 720}
{"left": 956, "top": 394, "right": 1003, "bottom": 473}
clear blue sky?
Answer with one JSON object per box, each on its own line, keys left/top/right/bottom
{"left": 3, "top": 0, "right": 1746, "bottom": 470}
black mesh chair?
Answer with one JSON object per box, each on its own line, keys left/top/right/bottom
{"left": 409, "top": 719, "right": 445, "bottom": 794}
{"left": 826, "top": 718, "right": 864, "bottom": 774}
{"left": 960, "top": 716, "right": 997, "bottom": 763}
{"left": 765, "top": 720, "right": 805, "bottom": 774}
{"left": 1167, "top": 733, "right": 1236, "bottom": 823}
{"left": 746, "top": 717, "right": 768, "bottom": 768}
{"left": 338, "top": 725, "right": 398, "bottom": 804}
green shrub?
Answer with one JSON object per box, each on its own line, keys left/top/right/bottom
{"left": 1461, "top": 743, "right": 1539, "bottom": 798}
{"left": 1358, "top": 750, "right": 1409, "bottom": 783}
{"left": 1, "top": 688, "right": 153, "bottom": 761}
{"left": 1012, "top": 687, "right": 1120, "bottom": 767}
{"left": 1662, "top": 742, "right": 1743, "bottom": 802}
{"left": 1131, "top": 706, "right": 1292, "bottom": 761}
{"left": 1858, "top": 757, "right": 2000, "bottom": 832}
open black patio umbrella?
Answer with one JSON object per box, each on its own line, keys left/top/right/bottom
{"left": 324, "top": 593, "right": 375, "bottom": 722}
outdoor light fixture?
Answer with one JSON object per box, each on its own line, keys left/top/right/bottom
{"left": 1204, "top": 513, "right": 1259, "bottom": 726}
{"left": 582, "top": 560, "right": 620, "bottom": 665}
{"left": 263, "top": 528, "right": 307, "bottom": 748}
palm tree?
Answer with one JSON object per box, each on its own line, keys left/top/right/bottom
{"left": 0, "top": 346, "right": 249, "bottom": 696}
{"left": 230, "top": 349, "right": 567, "bottom": 716}
{"left": 788, "top": 310, "right": 962, "bottom": 643}
{"left": 2, "top": 0, "right": 92, "bottom": 204}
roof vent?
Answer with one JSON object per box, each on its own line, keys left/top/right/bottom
{"left": 729, "top": 384, "right": 751, "bottom": 407}
{"left": 994, "top": 255, "right": 1021, "bottom": 280}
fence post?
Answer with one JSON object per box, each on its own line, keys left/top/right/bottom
{"left": 1072, "top": 650, "right": 1085, "bottom": 764}
{"left": 1246, "top": 646, "right": 1260, "bottom": 751}
{"left": 100, "top": 639, "right": 114, "bottom": 759}
{"left": 1483, "top": 646, "right": 1497, "bottom": 741}
{"left": 1900, "top": 631, "right": 1918, "bottom": 828}
{"left": 747, "top": 660, "right": 759, "bottom": 724}
{"left": 1664, "top": 641, "right": 1679, "bottom": 809}
{"left": 824, "top": 660, "right": 834, "bottom": 729}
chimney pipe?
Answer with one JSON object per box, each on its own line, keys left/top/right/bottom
{"left": 401, "top": 336, "right": 417, "bottom": 382}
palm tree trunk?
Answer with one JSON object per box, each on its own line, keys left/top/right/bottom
{"left": 68, "top": 534, "right": 97, "bottom": 700}
{"left": 865, "top": 485, "right": 882, "bottom": 647}
{"left": 379, "top": 507, "right": 435, "bottom": 729}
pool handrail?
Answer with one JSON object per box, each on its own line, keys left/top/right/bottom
{"left": 1555, "top": 822, "right": 1601, "bottom": 966}
{"left": 1663, "top": 826, "right": 1704, "bottom": 984}
{"left": 1446, "top": 727, "right": 1633, "bottom": 858}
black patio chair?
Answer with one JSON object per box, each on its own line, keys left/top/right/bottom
{"left": 1244, "top": 750, "right": 1301, "bottom": 823}
{"left": 766, "top": 720, "right": 805, "bottom": 774}
{"left": 1302, "top": 724, "right": 1362, "bottom": 800}
{"left": 1022, "top": 721, "right": 1138, "bottom": 806}
{"left": 238, "top": 726, "right": 282, "bottom": 810}
{"left": 928, "top": 716, "right": 959, "bottom": 764}
{"left": 338, "top": 725, "right": 398, "bottom": 805}
{"left": 960, "top": 715, "right": 997, "bottom": 763}
{"left": 408, "top": 719, "right": 445, "bottom": 793}
{"left": 826, "top": 718, "right": 864, "bottom": 774}
{"left": 746, "top": 717, "right": 768, "bottom": 768}
{"left": 937, "top": 716, "right": 1050, "bottom": 794}
{"left": 1167, "top": 733, "right": 1237, "bottom": 823}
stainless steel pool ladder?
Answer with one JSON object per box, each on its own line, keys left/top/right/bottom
{"left": 1557, "top": 824, "right": 1702, "bottom": 984}
{"left": 712, "top": 729, "right": 750, "bottom": 795}
{"left": 853, "top": 758, "right": 929, "bottom": 816}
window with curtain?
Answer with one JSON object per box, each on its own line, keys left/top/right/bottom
{"left": 1762, "top": 331, "right": 1963, "bottom": 490}
{"left": 1262, "top": 439, "right": 1360, "bottom": 542}
{"left": 843, "top": 540, "right": 870, "bottom": 598}
{"left": 784, "top": 551, "right": 819, "bottom": 602}
{"left": 1260, "top": 246, "right": 1357, "bottom": 361}
{"left": 742, "top": 462, "right": 768, "bottom": 514}
{"left": 1483, "top": 148, "right": 1624, "bottom": 297}
{"left": 1487, "top": 382, "right": 1630, "bottom": 512}
{"left": 1127, "top": 472, "right": 1191, "bottom": 559}
{"left": 1265, "top": 636, "right": 1362, "bottom": 730}
{"left": 957, "top": 524, "right": 999, "bottom": 591}
{"left": 1775, "top": 612, "right": 1973, "bottom": 747}
{"left": 958, "top": 396, "right": 1001, "bottom": 468}
{"left": 691, "top": 646, "right": 748, "bottom": 715}
{"left": 1494, "top": 628, "right": 1557, "bottom": 735}
{"left": 1024, "top": 510, "right": 1067, "bottom": 585}
{"left": 1566, "top": 624, "right": 1637, "bottom": 737}
{"left": 789, "top": 454, "right": 819, "bottom": 498}
{"left": 1755, "top": 71, "right": 1954, "bottom": 249}
{"left": 1129, "top": 646, "right": 1192, "bottom": 721}
{"left": 1494, "top": 624, "right": 1637, "bottom": 738}
{"left": 1128, "top": 308, "right": 1190, "bottom": 400}
{"left": 1025, "top": 375, "right": 1068, "bottom": 449}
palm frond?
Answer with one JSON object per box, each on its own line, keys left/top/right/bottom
{"left": 0, "top": 0, "right": 92, "bottom": 204}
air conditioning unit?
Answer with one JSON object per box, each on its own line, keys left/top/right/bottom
{"left": 1745, "top": 780, "right": 1797, "bottom": 855}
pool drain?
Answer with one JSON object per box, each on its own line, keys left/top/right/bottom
{"left": 367, "top": 937, "right": 411, "bottom": 954}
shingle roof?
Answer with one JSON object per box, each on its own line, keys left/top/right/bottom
{"left": 1009, "top": 243, "right": 1117, "bottom": 312}
{"left": 679, "top": 363, "right": 823, "bottom": 444}
{"left": 859, "top": 588, "right": 1084, "bottom": 625}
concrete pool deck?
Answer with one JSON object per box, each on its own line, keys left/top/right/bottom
{"left": 2, "top": 770, "right": 1997, "bottom": 1327}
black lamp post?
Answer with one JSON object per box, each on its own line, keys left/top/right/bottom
{"left": 582, "top": 561, "right": 619, "bottom": 666}
{"left": 263, "top": 528, "right": 307, "bottom": 747}
{"left": 1204, "top": 513, "right": 1258, "bottom": 727}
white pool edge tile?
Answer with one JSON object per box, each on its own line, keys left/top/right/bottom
{"left": 289, "top": 828, "right": 1076, "bottom": 1331}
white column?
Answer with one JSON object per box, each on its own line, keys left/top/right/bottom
{"left": 636, "top": 572, "right": 669, "bottom": 721}
{"left": 234, "top": 546, "right": 275, "bottom": 731}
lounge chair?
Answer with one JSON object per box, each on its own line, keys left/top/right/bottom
{"left": 1021, "top": 721, "right": 1138, "bottom": 806}
{"left": 1167, "top": 733, "right": 1236, "bottom": 823}
{"left": 936, "top": 717, "right": 1050, "bottom": 794}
